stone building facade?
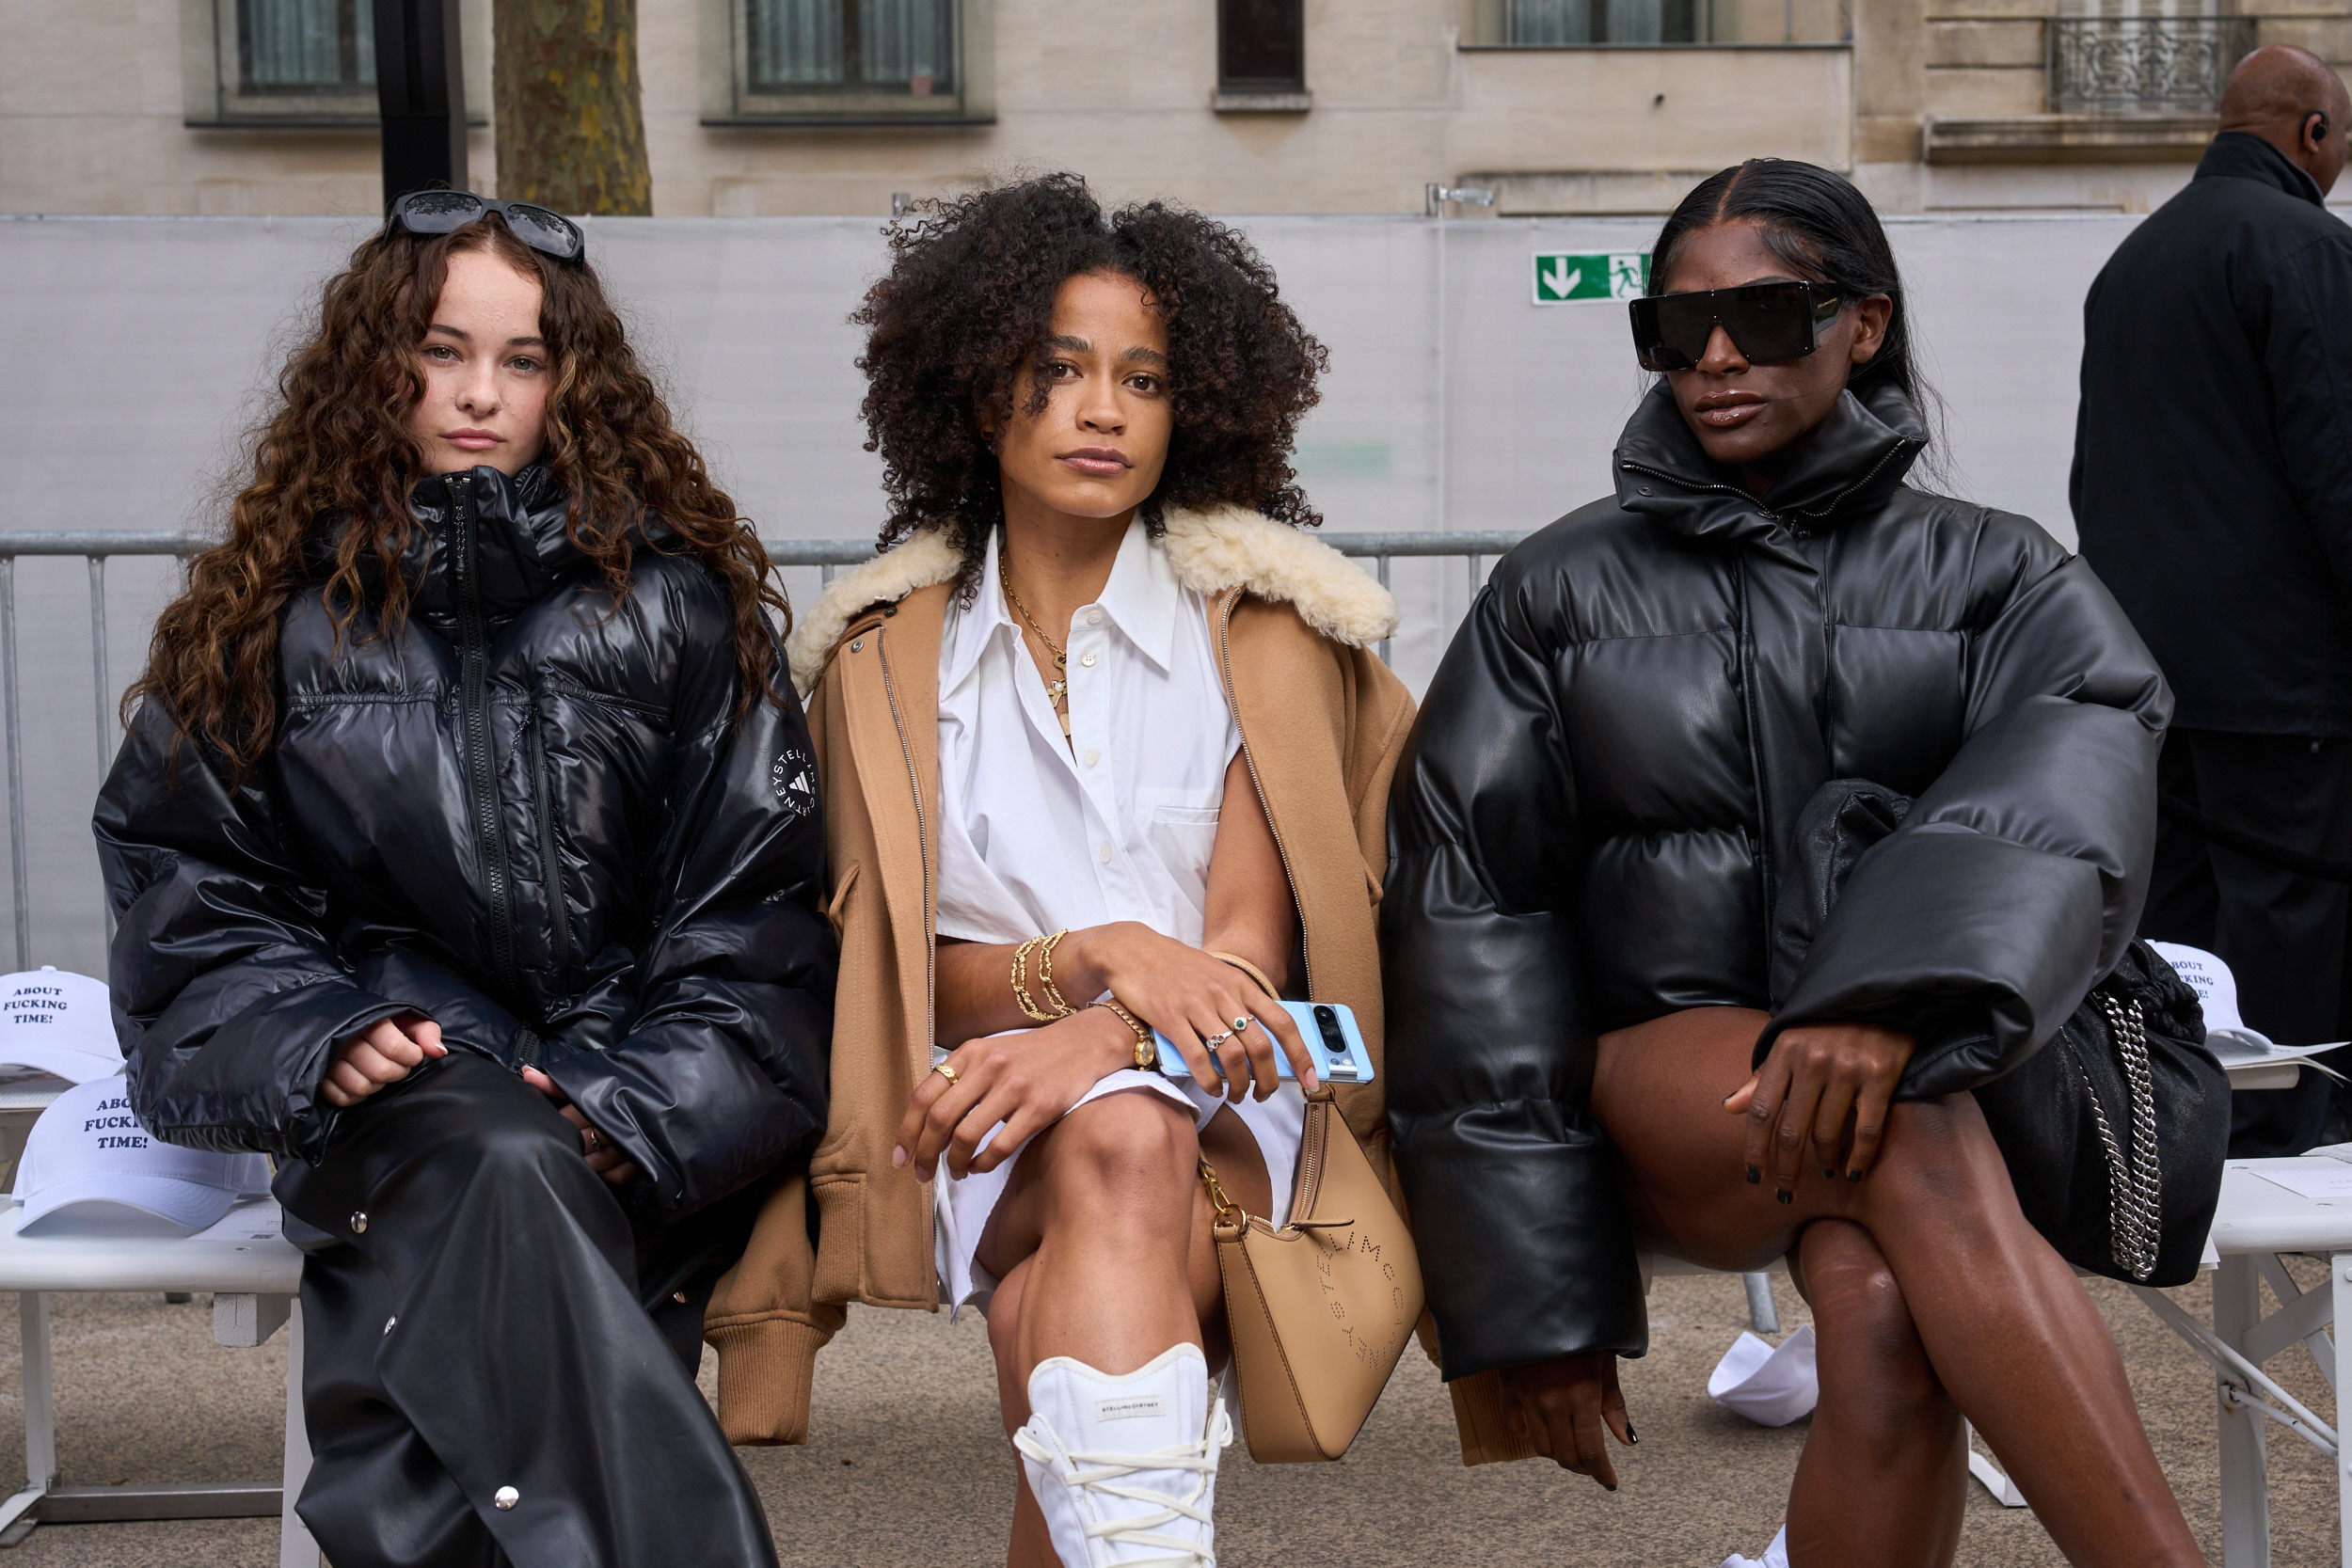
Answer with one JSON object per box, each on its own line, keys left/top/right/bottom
{"left": 2, "top": 0, "right": 2345, "bottom": 217}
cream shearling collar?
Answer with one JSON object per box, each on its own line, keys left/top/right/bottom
{"left": 785, "top": 507, "right": 1400, "bottom": 694}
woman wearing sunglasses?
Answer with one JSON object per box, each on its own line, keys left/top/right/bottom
{"left": 1385, "top": 160, "right": 2201, "bottom": 1563}
{"left": 93, "top": 193, "right": 832, "bottom": 1566}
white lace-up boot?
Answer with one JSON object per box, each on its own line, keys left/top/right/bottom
{"left": 1013, "top": 1343, "right": 1231, "bottom": 1567}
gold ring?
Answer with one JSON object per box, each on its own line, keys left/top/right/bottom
{"left": 932, "top": 1063, "right": 960, "bottom": 1085}
{"left": 582, "top": 1127, "right": 605, "bottom": 1156}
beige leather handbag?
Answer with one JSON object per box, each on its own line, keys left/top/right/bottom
{"left": 1200, "top": 1086, "right": 1425, "bottom": 1463}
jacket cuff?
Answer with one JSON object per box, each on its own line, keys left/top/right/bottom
{"left": 135, "top": 978, "right": 405, "bottom": 1162}
{"left": 1759, "top": 828, "right": 2106, "bottom": 1098}
{"left": 706, "top": 1307, "right": 846, "bottom": 1446}
{"left": 1394, "top": 1101, "right": 1647, "bottom": 1379}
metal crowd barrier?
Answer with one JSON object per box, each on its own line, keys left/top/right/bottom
{"left": 0, "top": 527, "right": 1533, "bottom": 968}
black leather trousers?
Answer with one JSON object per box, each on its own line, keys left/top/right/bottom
{"left": 273, "top": 1050, "right": 779, "bottom": 1568}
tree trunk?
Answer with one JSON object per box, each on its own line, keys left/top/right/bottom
{"left": 492, "top": 0, "right": 651, "bottom": 214}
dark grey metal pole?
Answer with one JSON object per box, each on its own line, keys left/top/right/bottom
{"left": 373, "top": 0, "right": 468, "bottom": 208}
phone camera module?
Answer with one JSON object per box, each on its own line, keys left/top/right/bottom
{"left": 1312, "top": 1005, "right": 1348, "bottom": 1058}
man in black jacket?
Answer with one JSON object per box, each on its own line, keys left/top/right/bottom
{"left": 2074, "top": 44, "right": 2352, "bottom": 1156}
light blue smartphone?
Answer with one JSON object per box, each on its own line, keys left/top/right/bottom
{"left": 1152, "top": 1000, "right": 1375, "bottom": 1085}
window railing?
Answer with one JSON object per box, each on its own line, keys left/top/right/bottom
{"left": 2047, "top": 16, "right": 2257, "bottom": 116}
{"left": 0, "top": 527, "right": 1529, "bottom": 967}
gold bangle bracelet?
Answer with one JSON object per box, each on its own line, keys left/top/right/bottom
{"left": 1010, "top": 937, "right": 1057, "bottom": 1023}
{"left": 1037, "top": 928, "right": 1076, "bottom": 1017}
{"left": 1206, "top": 949, "right": 1279, "bottom": 999}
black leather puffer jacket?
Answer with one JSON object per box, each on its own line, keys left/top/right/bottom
{"left": 94, "top": 465, "right": 834, "bottom": 1220}
{"left": 1382, "top": 383, "right": 2169, "bottom": 1379}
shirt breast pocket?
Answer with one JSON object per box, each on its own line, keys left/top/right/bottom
{"left": 1136, "top": 787, "right": 1223, "bottom": 886}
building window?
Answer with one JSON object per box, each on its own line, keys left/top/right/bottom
{"left": 183, "top": 0, "right": 486, "bottom": 127}
{"left": 1507, "top": 0, "right": 1713, "bottom": 45}
{"left": 1214, "top": 0, "right": 1308, "bottom": 110}
{"left": 238, "top": 0, "right": 375, "bottom": 97}
{"left": 708, "top": 0, "right": 988, "bottom": 121}
{"left": 745, "top": 0, "right": 955, "bottom": 96}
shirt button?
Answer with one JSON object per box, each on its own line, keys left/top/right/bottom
{"left": 1079, "top": 652, "right": 1097, "bottom": 668}
{"left": 1083, "top": 749, "right": 1099, "bottom": 767}
{"left": 1098, "top": 845, "right": 1113, "bottom": 863}
{"left": 494, "top": 1485, "right": 519, "bottom": 1511}
{"left": 349, "top": 1212, "right": 368, "bottom": 1235}
{"left": 1086, "top": 608, "right": 1103, "bottom": 626}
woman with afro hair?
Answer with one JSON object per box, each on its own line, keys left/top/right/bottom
{"left": 741, "top": 172, "right": 1414, "bottom": 1564}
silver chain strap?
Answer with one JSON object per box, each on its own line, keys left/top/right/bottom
{"left": 2083, "top": 991, "right": 2163, "bottom": 1281}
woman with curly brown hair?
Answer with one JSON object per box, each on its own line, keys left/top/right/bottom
{"left": 91, "top": 195, "right": 833, "bottom": 1568}
{"left": 732, "top": 172, "right": 1412, "bottom": 1565}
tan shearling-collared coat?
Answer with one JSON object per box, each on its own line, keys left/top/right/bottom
{"left": 702, "top": 507, "right": 1416, "bottom": 1446}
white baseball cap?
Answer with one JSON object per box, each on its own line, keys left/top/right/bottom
{"left": 0, "top": 967, "right": 126, "bottom": 1084}
{"left": 11, "top": 1077, "right": 270, "bottom": 1237}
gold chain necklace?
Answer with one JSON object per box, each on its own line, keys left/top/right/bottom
{"left": 999, "top": 574, "right": 1073, "bottom": 737}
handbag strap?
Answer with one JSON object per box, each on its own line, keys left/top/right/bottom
{"left": 2084, "top": 991, "right": 2164, "bottom": 1282}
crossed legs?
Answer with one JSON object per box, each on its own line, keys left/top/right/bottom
{"left": 1593, "top": 1007, "right": 2201, "bottom": 1568}
{"left": 974, "top": 1091, "right": 1271, "bottom": 1568}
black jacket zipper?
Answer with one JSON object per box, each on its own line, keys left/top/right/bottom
{"left": 450, "top": 477, "right": 522, "bottom": 1002}
{"left": 525, "top": 700, "right": 571, "bottom": 991}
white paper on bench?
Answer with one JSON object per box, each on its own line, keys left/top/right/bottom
{"left": 2249, "top": 1163, "right": 2352, "bottom": 1201}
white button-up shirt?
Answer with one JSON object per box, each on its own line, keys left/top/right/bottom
{"left": 934, "top": 519, "right": 1241, "bottom": 948}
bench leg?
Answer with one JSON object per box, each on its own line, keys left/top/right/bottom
{"left": 0, "top": 1292, "right": 52, "bottom": 1543}
{"left": 1741, "top": 1271, "right": 1780, "bottom": 1335}
{"left": 2217, "top": 1255, "right": 2272, "bottom": 1568}
{"left": 279, "top": 1300, "right": 317, "bottom": 1568}
{"left": 2335, "top": 1254, "right": 2352, "bottom": 1568}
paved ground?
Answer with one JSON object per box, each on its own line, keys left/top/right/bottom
{"left": 0, "top": 1264, "right": 2335, "bottom": 1565}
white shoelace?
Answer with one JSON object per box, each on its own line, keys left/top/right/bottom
{"left": 1014, "top": 1405, "right": 1232, "bottom": 1568}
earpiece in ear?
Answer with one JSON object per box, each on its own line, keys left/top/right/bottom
{"left": 2312, "top": 111, "right": 2330, "bottom": 143}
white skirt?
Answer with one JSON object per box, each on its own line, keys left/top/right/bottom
{"left": 933, "top": 1063, "right": 1306, "bottom": 1318}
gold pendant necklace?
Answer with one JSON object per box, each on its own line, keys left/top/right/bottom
{"left": 1000, "top": 573, "right": 1073, "bottom": 737}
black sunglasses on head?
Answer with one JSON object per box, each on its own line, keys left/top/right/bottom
{"left": 387, "top": 190, "right": 585, "bottom": 262}
{"left": 1628, "top": 280, "right": 1843, "bottom": 372}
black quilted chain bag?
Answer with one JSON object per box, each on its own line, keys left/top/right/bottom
{"left": 1771, "top": 780, "right": 2228, "bottom": 1288}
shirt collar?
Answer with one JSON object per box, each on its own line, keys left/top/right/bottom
{"left": 1092, "top": 517, "right": 1182, "bottom": 674}
{"left": 940, "top": 527, "right": 1021, "bottom": 701}
{"left": 944, "top": 517, "right": 1184, "bottom": 694}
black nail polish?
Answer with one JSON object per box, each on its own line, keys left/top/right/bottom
{"left": 1775, "top": 1189, "right": 1791, "bottom": 1205}
{"left": 1849, "top": 1170, "right": 1864, "bottom": 1183}
{"left": 1626, "top": 1423, "right": 1638, "bottom": 1443}
{"left": 1602, "top": 1481, "right": 1618, "bottom": 1493}
{"left": 1745, "top": 1165, "right": 1761, "bottom": 1184}
{"left": 1821, "top": 1166, "right": 1836, "bottom": 1180}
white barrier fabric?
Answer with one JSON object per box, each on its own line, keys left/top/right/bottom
{"left": 1, "top": 210, "right": 2140, "bottom": 972}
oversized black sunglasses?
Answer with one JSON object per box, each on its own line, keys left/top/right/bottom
{"left": 1628, "top": 280, "right": 1844, "bottom": 372}
{"left": 387, "top": 190, "right": 585, "bottom": 262}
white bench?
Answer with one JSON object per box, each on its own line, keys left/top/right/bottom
{"left": 0, "top": 1195, "right": 315, "bottom": 1566}
{"left": 2122, "top": 1159, "right": 2352, "bottom": 1568}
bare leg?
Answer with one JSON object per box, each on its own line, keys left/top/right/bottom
{"left": 1786, "top": 1219, "right": 1966, "bottom": 1568}
{"left": 975, "top": 1094, "right": 1270, "bottom": 1568}
{"left": 1593, "top": 1007, "right": 2202, "bottom": 1568}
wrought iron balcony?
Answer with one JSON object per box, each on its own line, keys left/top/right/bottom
{"left": 2048, "top": 15, "right": 2257, "bottom": 116}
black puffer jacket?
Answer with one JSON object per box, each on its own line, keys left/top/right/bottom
{"left": 94, "top": 465, "right": 834, "bottom": 1220}
{"left": 1383, "top": 383, "right": 2169, "bottom": 1379}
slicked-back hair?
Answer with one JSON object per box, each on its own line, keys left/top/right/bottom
{"left": 1651, "top": 159, "right": 1948, "bottom": 478}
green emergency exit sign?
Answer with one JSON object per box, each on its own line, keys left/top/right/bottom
{"left": 1534, "top": 251, "right": 1649, "bottom": 304}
